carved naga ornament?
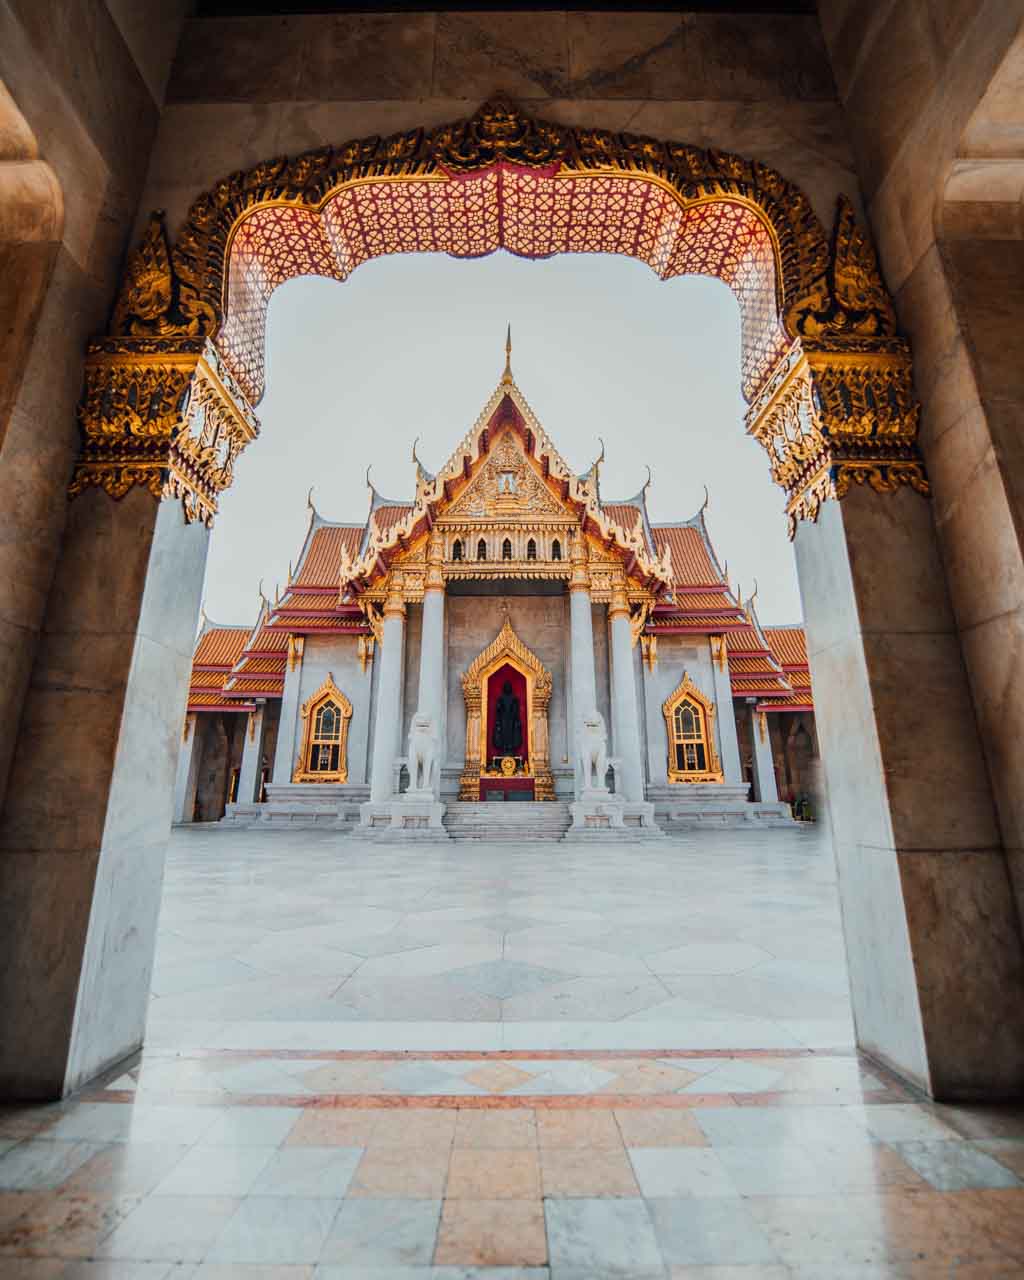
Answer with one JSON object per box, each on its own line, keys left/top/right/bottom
{"left": 72, "top": 101, "right": 925, "bottom": 531}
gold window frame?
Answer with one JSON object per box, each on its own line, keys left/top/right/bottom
{"left": 662, "top": 671, "right": 724, "bottom": 784}
{"left": 293, "top": 673, "right": 353, "bottom": 783}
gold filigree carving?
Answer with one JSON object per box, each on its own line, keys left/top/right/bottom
{"left": 640, "top": 634, "right": 658, "bottom": 671}
{"left": 111, "top": 211, "right": 216, "bottom": 339}
{"left": 746, "top": 344, "right": 927, "bottom": 540}
{"left": 357, "top": 634, "right": 375, "bottom": 672}
{"left": 710, "top": 635, "right": 727, "bottom": 674}
{"left": 459, "top": 618, "right": 554, "bottom": 802}
{"left": 662, "top": 671, "right": 724, "bottom": 785}
{"left": 69, "top": 338, "right": 258, "bottom": 526}
{"left": 287, "top": 634, "right": 304, "bottom": 672}
{"left": 292, "top": 673, "right": 352, "bottom": 784}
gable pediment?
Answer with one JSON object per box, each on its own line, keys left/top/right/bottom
{"left": 443, "top": 430, "right": 568, "bottom": 522}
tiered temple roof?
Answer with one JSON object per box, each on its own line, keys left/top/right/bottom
{"left": 186, "top": 361, "right": 813, "bottom": 717}
{"left": 186, "top": 620, "right": 252, "bottom": 712}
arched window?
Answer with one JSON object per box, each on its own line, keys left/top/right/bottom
{"left": 293, "top": 676, "right": 352, "bottom": 783}
{"left": 551, "top": 538, "right": 562, "bottom": 561}
{"left": 662, "top": 673, "right": 723, "bottom": 783}
{"left": 502, "top": 538, "right": 513, "bottom": 560}
{"left": 452, "top": 538, "right": 463, "bottom": 562}
{"left": 526, "top": 538, "right": 537, "bottom": 561}
{"left": 477, "top": 538, "right": 487, "bottom": 561}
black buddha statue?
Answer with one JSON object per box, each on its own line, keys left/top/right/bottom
{"left": 492, "top": 680, "right": 523, "bottom": 755}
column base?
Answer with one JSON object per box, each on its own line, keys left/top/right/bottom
{"left": 565, "top": 795, "right": 662, "bottom": 840}
{"left": 359, "top": 799, "right": 450, "bottom": 840}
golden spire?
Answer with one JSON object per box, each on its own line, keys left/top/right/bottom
{"left": 501, "top": 323, "right": 513, "bottom": 385}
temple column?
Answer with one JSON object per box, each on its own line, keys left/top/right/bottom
{"left": 748, "top": 703, "right": 780, "bottom": 803}
{"left": 368, "top": 579, "right": 406, "bottom": 803}
{"left": 172, "top": 714, "right": 201, "bottom": 824}
{"left": 409, "top": 533, "right": 445, "bottom": 797}
{"left": 608, "top": 587, "right": 644, "bottom": 802}
{"left": 272, "top": 636, "right": 304, "bottom": 783}
{"left": 236, "top": 702, "right": 266, "bottom": 804}
{"left": 709, "top": 636, "right": 744, "bottom": 786}
{"left": 569, "top": 535, "right": 599, "bottom": 797}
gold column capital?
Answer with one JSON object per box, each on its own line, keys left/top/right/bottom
{"left": 568, "top": 530, "right": 591, "bottom": 593}
{"left": 608, "top": 585, "right": 630, "bottom": 619}
{"left": 69, "top": 336, "right": 258, "bottom": 526}
{"left": 383, "top": 573, "right": 406, "bottom": 618}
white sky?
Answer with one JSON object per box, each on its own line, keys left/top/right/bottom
{"left": 203, "top": 251, "right": 801, "bottom": 627}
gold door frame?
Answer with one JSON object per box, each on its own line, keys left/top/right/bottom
{"left": 460, "top": 619, "right": 554, "bottom": 801}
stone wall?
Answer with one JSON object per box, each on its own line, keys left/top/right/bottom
{"left": 288, "top": 634, "right": 373, "bottom": 786}
{"left": 641, "top": 636, "right": 718, "bottom": 789}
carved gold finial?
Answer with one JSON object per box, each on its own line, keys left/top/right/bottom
{"left": 502, "top": 324, "right": 513, "bottom": 385}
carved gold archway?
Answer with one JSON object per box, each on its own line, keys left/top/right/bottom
{"left": 293, "top": 673, "right": 352, "bottom": 783}
{"left": 662, "top": 671, "right": 724, "bottom": 784}
{"left": 74, "top": 98, "right": 926, "bottom": 535}
{"left": 460, "top": 618, "right": 554, "bottom": 802}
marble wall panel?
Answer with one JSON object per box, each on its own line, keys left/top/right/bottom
{"left": 295, "top": 635, "right": 373, "bottom": 787}
{"left": 445, "top": 595, "right": 570, "bottom": 775}
{"left": 640, "top": 636, "right": 715, "bottom": 790}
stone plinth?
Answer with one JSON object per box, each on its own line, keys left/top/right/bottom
{"left": 565, "top": 791, "right": 662, "bottom": 840}
{"left": 359, "top": 796, "right": 449, "bottom": 840}
{"left": 648, "top": 783, "right": 795, "bottom": 829}
{"left": 258, "top": 782, "right": 368, "bottom": 828}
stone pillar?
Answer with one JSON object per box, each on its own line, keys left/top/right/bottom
{"left": 747, "top": 704, "right": 779, "bottom": 804}
{"left": 709, "top": 636, "right": 744, "bottom": 787}
{"left": 172, "top": 713, "right": 201, "bottom": 823}
{"left": 236, "top": 702, "right": 266, "bottom": 804}
{"left": 272, "top": 636, "right": 303, "bottom": 783}
{"left": 408, "top": 532, "right": 445, "bottom": 799}
{"left": 0, "top": 491, "right": 210, "bottom": 1099}
{"left": 607, "top": 588, "right": 644, "bottom": 802}
{"left": 368, "top": 580, "right": 406, "bottom": 803}
{"left": 569, "top": 535, "right": 599, "bottom": 785}
{"left": 796, "top": 486, "right": 1024, "bottom": 1100}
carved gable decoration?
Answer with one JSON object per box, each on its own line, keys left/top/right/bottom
{"left": 446, "top": 432, "right": 566, "bottom": 520}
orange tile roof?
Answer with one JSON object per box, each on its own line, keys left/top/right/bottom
{"left": 765, "top": 626, "right": 808, "bottom": 667}
{"left": 192, "top": 626, "right": 250, "bottom": 668}
{"left": 295, "top": 526, "right": 363, "bottom": 588}
{"left": 277, "top": 593, "right": 340, "bottom": 611}
{"left": 651, "top": 525, "right": 721, "bottom": 587}
{"left": 372, "top": 505, "right": 414, "bottom": 537}
{"left": 603, "top": 503, "right": 642, "bottom": 533}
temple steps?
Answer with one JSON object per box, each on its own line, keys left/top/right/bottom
{"left": 442, "top": 801, "right": 572, "bottom": 842}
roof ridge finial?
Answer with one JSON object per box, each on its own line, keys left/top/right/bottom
{"left": 198, "top": 598, "right": 208, "bottom": 631}
{"left": 307, "top": 486, "right": 315, "bottom": 512}
{"left": 699, "top": 484, "right": 709, "bottom": 517}
{"left": 641, "top": 465, "right": 652, "bottom": 498}
{"left": 257, "top": 578, "right": 269, "bottom": 613}
{"left": 749, "top": 578, "right": 759, "bottom": 609}
{"left": 501, "top": 323, "right": 513, "bottom": 385}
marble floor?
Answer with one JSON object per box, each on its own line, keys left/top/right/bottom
{"left": 2, "top": 824, "right": 1023, "bottom": 1276}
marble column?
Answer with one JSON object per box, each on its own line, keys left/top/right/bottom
{"left": 272, "top": 637, "right": 303, "bottom": 784}
{"left": 172, "top": 713, "right": 201, "bottom": 823}
{"left": 368, "top": 581, "right": 406, "bottom": 803}
{"left": 795, "top": 485, "right": 1024, "bottom": 1099}
{"left": 709, "top": 637, "right": 744, "bottom": 786}
{"left": 748, "top": 704, "right": 779, "bottom": 803}
{"left": 237, "top": 702, "right": 266, "bottom": 804}
{"left": 608, "top": 589, "right": 644, "bottom": 802}
{"left": 411, "top": 571, "right": 445, "bottom": 796}
{"left": 569, "top": 550, "right": 599, "bottom": 797}
{"left": 0, "top": 490, "right": 209, "bottom": 1098}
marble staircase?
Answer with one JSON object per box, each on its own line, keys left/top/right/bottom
{"left": 443, "top": 800, "right": 572, "bottom": 842}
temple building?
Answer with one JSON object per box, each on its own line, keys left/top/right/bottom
{"left": 176, "top": 349, "right": 818, "bottom": 837}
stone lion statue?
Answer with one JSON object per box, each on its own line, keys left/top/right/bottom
{"left": 577, "top": 709, "right": 608, "bottom": 792}
{"left": 407, "top": 712, "right": 438, "bottom": 794}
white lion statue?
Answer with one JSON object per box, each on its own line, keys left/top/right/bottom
{"left": 407, "top": 712, "right": 438, "bottom": 794}
{"left": 577, "top": 709, "right": 609, "bottom": 793}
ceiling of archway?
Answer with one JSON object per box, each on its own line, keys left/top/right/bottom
{"left": 220, "top": 166, "right": 788, "bottom": 404}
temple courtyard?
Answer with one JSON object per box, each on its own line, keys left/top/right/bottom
{"left": 2, "top": 826, "right": 1024, "bottom": 1274}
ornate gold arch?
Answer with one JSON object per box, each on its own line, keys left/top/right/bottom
{"left": 662, "top": 671, "right": 723, "bottom": 784}
{"left": 74, "top": 98, "right": 926, "bottom": 534}
{"left": 293, "top": 673, "right": 352, "bottom": 783}
{"left": 459, "top": 618, "right": 554, "bottom": 802}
